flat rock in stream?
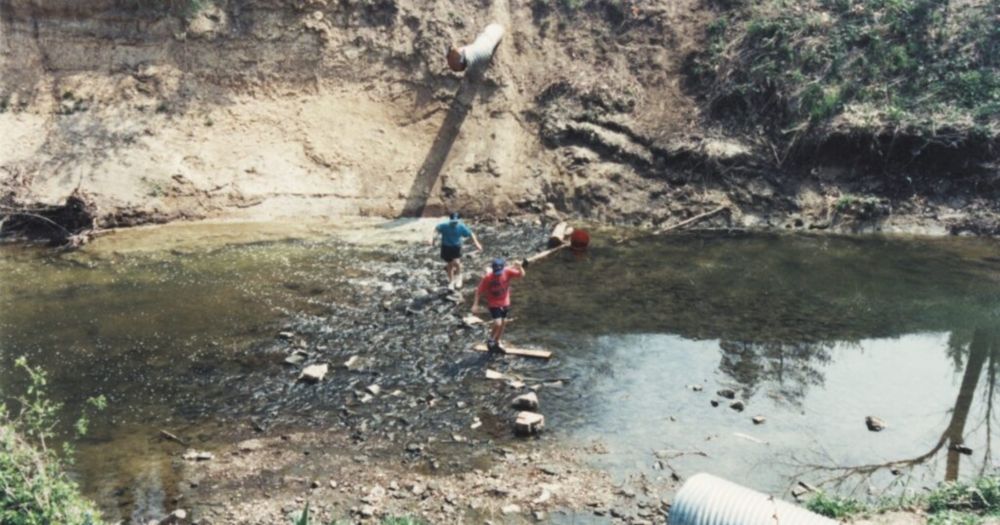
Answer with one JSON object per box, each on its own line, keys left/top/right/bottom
{"left": 299, "top": 364, "right": 329, "bottom": 383}
{"left": 514, "top": 411, "right": 545, "bottom": 436}
{"left": 512, "top": 392, "right": 539, "bottom": 410}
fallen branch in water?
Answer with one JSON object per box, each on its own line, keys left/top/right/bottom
{"left": 159, "top": 429, "right": 189, "bottom": 447}
{"left": 655, "top": 205, "right": 729, "bottom": 234}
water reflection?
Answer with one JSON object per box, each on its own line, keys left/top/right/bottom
{"left": 802, "top": 324, "right": 1000, "bottom": 488}
{"left": 718, "top": 340, "right": 835, "bottom": 405}
{"left": 519, "top": 232, "right": 1000, "bottom": 494}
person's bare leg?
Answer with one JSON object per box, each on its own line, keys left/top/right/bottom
{"left": 454, "top": 258, "right": 464, "bottom": 288}
{"left": 445, "top": 260, "right": 456, "bottom": 287}
{"left": 495, "top": 318, "right": 508, "bottom": 349}
{"left": 489, "top": 320, "right": 503, "bottom": 351}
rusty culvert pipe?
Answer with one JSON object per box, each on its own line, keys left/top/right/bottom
{"left": 447, "top": 22, "right": 504, "bottom": 72}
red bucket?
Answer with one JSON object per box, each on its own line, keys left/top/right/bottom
{"left": 570, "top": 228, "right": 590, "bottom": 251}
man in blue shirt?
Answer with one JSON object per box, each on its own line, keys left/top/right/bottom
{"left": 430, "top": 212, "right": 483, "bottom": 289}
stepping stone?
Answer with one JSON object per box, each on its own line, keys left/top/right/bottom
{"left": 299, "top": 364, "right": 328, "bottom": 383}
{"left": 514, "top": 411, "right": 545, "bottom": 436}
{"left": 512, "top": 392, "right": 539, "bottom": 410}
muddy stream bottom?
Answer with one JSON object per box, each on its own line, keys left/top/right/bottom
{"left": 2, "top": 220, "right": 999, "bottom": 524}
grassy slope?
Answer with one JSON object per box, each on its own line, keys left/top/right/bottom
{"left": 690, "top": 0, "right": 999, "bottom": 166}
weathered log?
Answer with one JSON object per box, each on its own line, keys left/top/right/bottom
{"left": 656, "top": 206, "right": 728, "bottom": 234}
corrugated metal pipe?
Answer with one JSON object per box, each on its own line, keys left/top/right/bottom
{"left": 447, "top": 23, "right": 504, "bottom": 72}
{"left": 669, "top": 473, "right": 837, "bottom": 525}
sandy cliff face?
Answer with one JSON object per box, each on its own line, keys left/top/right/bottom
{"left": 2, "top": 0, "right": 998, "bottom": 239}
{"left": 1, "top": 0, "right": 716, "bottom": 228}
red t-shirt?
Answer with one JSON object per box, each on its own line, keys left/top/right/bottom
{"left": 477, "top": 267, "right": 524, "bottom": 308}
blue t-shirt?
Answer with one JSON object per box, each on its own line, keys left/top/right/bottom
{"left": 437, "top": 221, "right": 472, "bottom": 247}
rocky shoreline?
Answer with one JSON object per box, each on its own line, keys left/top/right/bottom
{"left": 135, "top": 220, "right": 673, "bottom": 525}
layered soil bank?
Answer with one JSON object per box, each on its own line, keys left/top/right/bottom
{"left": 2, "top": 0, "right": 998, "bottom": 243}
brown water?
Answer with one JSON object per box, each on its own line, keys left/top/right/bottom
{"left": 2, "top": 226, "right": 999, "bottom": 521}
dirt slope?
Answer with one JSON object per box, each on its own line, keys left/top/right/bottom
{"left": 0, "top": 1, "right": 708, "bottom": 223}
{"left": 1, "top": 0, "right": 998, "bottom": 238}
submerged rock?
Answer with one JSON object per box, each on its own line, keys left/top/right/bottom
{"left": 729, "top": 400, "right": 745, "bottom": 412}
{"left": 865, "top": 416, "right": 887, "bottom": 432}
{"left": 717, "top": 388, "right": 736, "bottom": 399}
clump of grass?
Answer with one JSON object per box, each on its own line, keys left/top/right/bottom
{"left": 806, "top": 476, "right": 1000, "bottom": 523}
{"left": 926, "top": 477, "right": 1000, "bottom": 518}
{"left": 806, "top": 491, "right": 868, "bottom": 518}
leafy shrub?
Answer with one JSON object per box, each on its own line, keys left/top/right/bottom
{"left": 0, "top": 357, "right": 106, "bottom": 525}
{"left": 926, "top": 477, "right": 1000, "bottom": 515}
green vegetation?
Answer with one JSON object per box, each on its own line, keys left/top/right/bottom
{"left": 379, "top": 517, "right": 427, "bottom": 525}
{"left": 117, "top": 0, "right": 211, "bottom": 17}
{"left": 807, "top": 476, "right": 1000, "bottom": 523}
{"left": 1, "top": 358, "right": 106, "bottom": 525}
{"left": 805, "top": 491, "right": 866, "bottom": 518}
{"left": 692, "top": 0, "right": 999, "bottom": 159}
{"left": 834, "top": 194, "right": 881, "bottom": 214}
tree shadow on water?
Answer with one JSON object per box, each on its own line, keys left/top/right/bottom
{"left": 795, "top": 324, "right": 1000, "bottom": 492}
{"left": 399, "top": 68, "right": 486, "bottom": 218}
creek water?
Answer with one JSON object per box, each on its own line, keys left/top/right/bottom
{"left": 2, "top": 224, "right": 999, "bottom": 521}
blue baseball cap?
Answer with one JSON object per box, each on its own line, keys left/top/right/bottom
{"left": 449, "top": 212, "right": 460, "bottom": 221}
{"left": 491, "top": 258, "right": 506, "bottom": 275}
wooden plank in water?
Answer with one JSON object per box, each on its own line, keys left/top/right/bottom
{"left": 473, "top": 343, "right": 553, "bottom": 360}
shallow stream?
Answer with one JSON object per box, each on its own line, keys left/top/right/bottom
{"left": 2, "top": 223, "right": 999, "bottom": 521}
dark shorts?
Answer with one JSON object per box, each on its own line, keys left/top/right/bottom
{"left": 489, "top": 306, "right": 510, "bottom": 320}
{"left": 441, "top": 244, "right": 462, "bottom": 262}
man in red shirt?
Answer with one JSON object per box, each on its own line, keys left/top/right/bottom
{"left": 471, "top": 257, "right": 525, "bottom": 352}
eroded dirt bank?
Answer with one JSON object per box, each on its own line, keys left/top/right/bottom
{"left": 2, "top": 0, "right": 998, "bottom": 244}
